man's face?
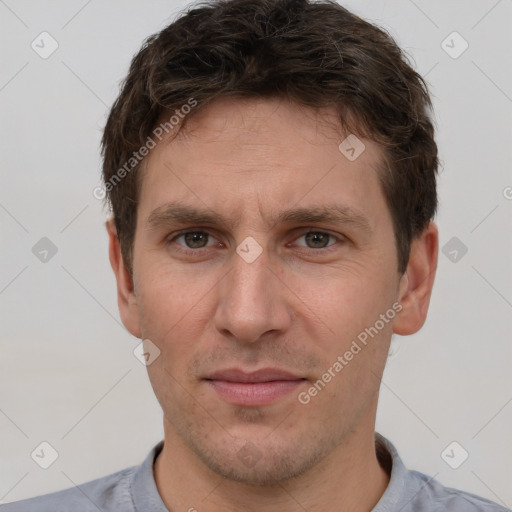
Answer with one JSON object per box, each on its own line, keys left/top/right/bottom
{"left": 127, "top": 97, "right": 405, "bottom": 483}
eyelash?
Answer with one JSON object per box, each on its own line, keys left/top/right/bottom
{"left": 167, "top": 229, "right": 345, "bottom": 257}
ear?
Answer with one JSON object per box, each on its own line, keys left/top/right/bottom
{"left": 393, "top": 221, "right": 438, "bottom": 335}
{"left": 106, "top": 218, "right": 142, "bottom": 338}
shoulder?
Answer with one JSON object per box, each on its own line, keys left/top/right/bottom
{"left": 375, "top": 433, "right": 510, "bottom": 512}
{"left": 406, "top": 469, "right": 510, "bottom": 512}
{"left": 0, "top": 466, "right": 137, "bottom": 512}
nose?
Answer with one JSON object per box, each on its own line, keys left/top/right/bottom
{"left": 213, "top": 244, "right": 292, "bottom": 344}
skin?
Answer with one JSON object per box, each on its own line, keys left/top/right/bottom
{"left": 107, "top": 97, "right": 438, "bottom": 512}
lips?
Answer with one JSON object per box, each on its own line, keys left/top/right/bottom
{"left": 205, "top": 368, "right": 304, "bottom": 383}
{"left": 204, "top": 368, "right": 306, "bottom": 406}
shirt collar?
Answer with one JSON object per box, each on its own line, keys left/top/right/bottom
{"left": 372, "top": 432, "right": 408, "bottom": 511}
{"left": 130, "top": 440, "right": 168, "bottom": 511}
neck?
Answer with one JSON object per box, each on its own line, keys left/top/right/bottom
{"left": 154, "top": 421, "right": 390, "bottom": 512}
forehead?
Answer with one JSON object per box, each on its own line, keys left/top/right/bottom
{"left": 178, "top": 96, "right": 346, "bottom": 142}
{"left": 138, "top": 97, "right": 388, "bottom": 233}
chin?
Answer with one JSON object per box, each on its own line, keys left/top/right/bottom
{"left": 187, "top": 432, "right": 330, "bottom": 486}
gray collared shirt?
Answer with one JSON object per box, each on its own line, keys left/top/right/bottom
{"left": 1, "top": 433, "right": 509, "bottom": 511}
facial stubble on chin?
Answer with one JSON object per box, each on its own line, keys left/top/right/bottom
{"left": 161, "top": 392, "right": 348, "bottom": 487}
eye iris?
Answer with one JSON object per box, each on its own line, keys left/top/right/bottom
{"left": 184, "top": 232, "right": 208, "bottom": 248}
{"left": 305, "top": 232, "right": 329, "bottom": 248}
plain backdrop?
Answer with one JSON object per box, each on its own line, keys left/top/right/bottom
{"left": 1, "top": 0, "right": 511, "bottom": 507}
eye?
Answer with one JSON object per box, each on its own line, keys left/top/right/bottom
{"left": 293, "top": 231, "right": 341, "bottom": 250}
{"left": 171, "top": 231, "right": 220, "bottom": 250}
{"left": 167, "top": 229, "right": 344, "bottom": 257}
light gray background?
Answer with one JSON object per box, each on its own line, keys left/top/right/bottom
{"left": 1, "top": 0, "right": 511, "bottom": 507}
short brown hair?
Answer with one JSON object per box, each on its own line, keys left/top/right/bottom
{"left": 101, "top": 0, "right": 438, "bottom": 274}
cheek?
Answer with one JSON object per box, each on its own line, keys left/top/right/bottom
{"left": 136, "top": 282, "right": 184, "bottom": 363}
{"left": 136, "top": 257, "right": 209, "bottom": 320}
{"left": 134, "top": 261, "right": 222, "bottom": 376}
{"left": 137, "top": 270, "right": 204, "bottom": 403}
{"left": 290, "top": 263, "right": 391, "bottom": 333}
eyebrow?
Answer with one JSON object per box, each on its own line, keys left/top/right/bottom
{"left": 146, "top": 201, "right": 372, "bottom": 234}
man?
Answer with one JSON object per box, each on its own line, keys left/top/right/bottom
{"left": 2, "top": 0, "right": 508, "bottom": 510}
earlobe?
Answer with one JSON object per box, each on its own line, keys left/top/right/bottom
{"left": 106, "top": 218, "right": 142, "bottom": 338}
{"left": 393, "top": 222, "right": 438, "bottom": 336}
